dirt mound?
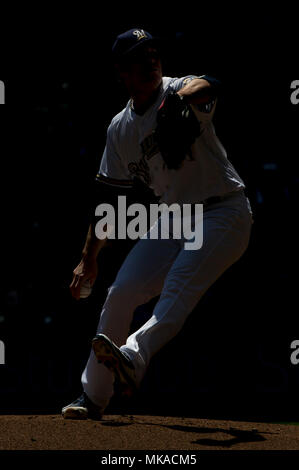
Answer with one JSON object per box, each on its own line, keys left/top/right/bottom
{"left": 0, "top": 414, "right": 298, "bottom": 450}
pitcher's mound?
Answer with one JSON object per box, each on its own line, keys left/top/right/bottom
{"left": 0, "top": 414, "right": 298, "bottom": 450}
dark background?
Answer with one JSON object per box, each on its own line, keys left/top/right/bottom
{"left": 0, "top": 5, "right": 298, "bottom": 420}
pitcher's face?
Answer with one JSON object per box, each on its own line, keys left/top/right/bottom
{"left": 118, "top": 46, "right": 162, "bottom": 94}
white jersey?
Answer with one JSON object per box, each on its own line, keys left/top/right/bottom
{"left": 97, "top": 76, "right": 245, "bottom": 205}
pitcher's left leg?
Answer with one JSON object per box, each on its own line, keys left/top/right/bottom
{"left": 121, "top": 197, "right": 253, "bottom": 385}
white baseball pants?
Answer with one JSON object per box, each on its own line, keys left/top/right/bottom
{"left": 81, "top": 189, "right": 253, "bottom": 410}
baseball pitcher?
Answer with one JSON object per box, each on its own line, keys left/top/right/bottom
{"left": 62, "top": 28, "right": 253, "bottom": 419}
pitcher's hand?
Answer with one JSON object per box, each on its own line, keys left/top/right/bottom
{"left": 70, "top": 256, "right": 98, "bottom": 300}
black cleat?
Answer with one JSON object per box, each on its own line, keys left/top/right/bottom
{"left": 62, "top": 392, "right": 103, "bottom": 420}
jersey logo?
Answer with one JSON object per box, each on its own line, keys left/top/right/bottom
{"left": 127, "top": 133, "right": 160, "bottom": 185}
{"left": 128, "top": 133, "right": 160, "bottom": 186}
{"left": 133, "top": 29, "right": 147, "bottom": 41}
{"left": 128, "top": 156, "right": 151, "bottom": 185}
{"left": 140, "top": 133, "right": 159, "bottom": 160}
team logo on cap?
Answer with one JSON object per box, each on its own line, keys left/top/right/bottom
{"left": 133, "top": 29, "right": 147, "bottom": 41}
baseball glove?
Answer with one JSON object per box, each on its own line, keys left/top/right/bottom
{"left": 154, "top": 91, "right": 201, "bottom": 170}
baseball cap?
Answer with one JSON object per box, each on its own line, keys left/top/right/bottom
{"left": 112, "top": 28, "right": 160, "bottom": 63}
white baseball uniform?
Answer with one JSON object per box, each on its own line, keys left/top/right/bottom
{"left": 81, "top": 75, "right": 253, "bottom": 410}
